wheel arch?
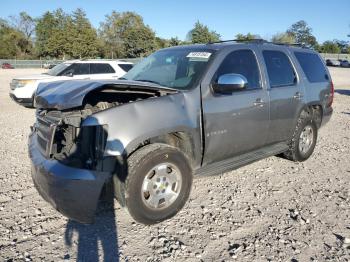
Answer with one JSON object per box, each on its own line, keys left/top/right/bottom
{"left": 126, "top": 130, "right": 200, "bottom": 170}
{"left": 294, "top": 103, "right": 323, "bottom": 128}
{"left": 113, "top": 135, "right": 196, "bottom": 208}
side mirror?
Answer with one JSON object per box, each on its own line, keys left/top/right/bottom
{"left": 212, "top": 73, "right": 248, "bottom": 94}
{"left": 64, "top": 71, "right": 74, "bottom": 77}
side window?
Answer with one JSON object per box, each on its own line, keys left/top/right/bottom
{"left": 90, "top": 63, "right": 116, "bottom": 74}
{"left": 63, "top": 63, "right": 90, "bottom": 75}
{"left": 216, "top": 49, "right": 261, "bottom": 89}
{"left": 263, "top": 50, "right": 296, "bottom": 88}
{"left": 118, "top": 64, "right": 133, "bottom": 72}
{"left": 294, "top": 52, "right": 328, "bottom": 83}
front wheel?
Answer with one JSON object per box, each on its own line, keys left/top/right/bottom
{"left": 122, "top": 144, "right": 193, "bottom": 225}
{"left": 32, "top": 96, "right": 37, "bottom": 108}
{"left": 283, "top": 116, "right": 318, "bottom": 162}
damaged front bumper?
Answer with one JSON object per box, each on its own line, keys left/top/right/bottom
{"left": 9, "top": 93, "right": 33, "bottom": 107}
{"left": 29, "top": 131, "right": 111, "bottom": 224}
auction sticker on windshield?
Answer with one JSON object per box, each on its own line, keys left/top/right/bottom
{"left": 187, "top": 52, "right": 212, "bottom": 61}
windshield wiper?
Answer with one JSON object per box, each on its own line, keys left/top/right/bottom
{"left": 135, "top": 79, "right": 162, "bottom": 85}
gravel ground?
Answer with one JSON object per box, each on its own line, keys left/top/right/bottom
{"left": 0, "top": 67, "right": 349, "bottom": 262}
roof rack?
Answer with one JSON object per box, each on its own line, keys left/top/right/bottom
{"left": 207, "top": 39, "right": 266, "bottom": 44}
{"left": 272, "top": 42, "right": 305, "bottom": 47}
{"left": 207, "top": 39, "right": 307, "bottom": 48}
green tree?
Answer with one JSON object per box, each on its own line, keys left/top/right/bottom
{"left": 0, "top": 18, "right": 31, "bottom": 58}
{"left": 35, "top": 9, "right": 99, "bottom": 59}
{"left": 155, "top": 37, "right": 170, "bottom": 49}
{"left": 36, "top": 9, "right": 67, "bottom": 58}
{"left": 271, "top": 32, "right": 295, "bottom": 44}
{"left": 235, "top": 33, "right": 260, "bottom": 41}
{"left": 287, "top": 20, "right": 317, "bottom": 48}
{"left": 187, "top": 21, "right": 220, "bottom": 44}
{"left": 169, "top": 37, "right": 181, "bottom": 46}
{"left": 0, "top": 19, "right": 18, "bottom": 58}
{"left": 68, "top": 9, "right": 99, "bottom": 58}
{"left": 123, "top": 26, "right": 157, "bottom": 58}
{"left": 35, "top": 11, "right": 56, "bottom": 57}
{"left": 99, "top": 11, "right": 157, "bottom": 58}
{"left": 9, "top": 12, "right": 36, "bottom": 40}
{"left": 333, "top": 39, "right": 349, "bottom": 53}
{"left": 319, "top": 41, "right": 341, "bottom": 53}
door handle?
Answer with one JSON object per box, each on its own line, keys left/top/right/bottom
{"left": 253, "top": 98, "right": 264, "bottom": 107}
{"left": 293, "top": 92, "right": 303, "bottom": 100}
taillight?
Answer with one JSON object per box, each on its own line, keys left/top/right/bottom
{"left": 328, "top": 81, "right": 334, "bottom": 107}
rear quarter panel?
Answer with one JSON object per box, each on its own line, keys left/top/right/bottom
{"left": 289, "top": 49, "right": 332, "bottom": 113}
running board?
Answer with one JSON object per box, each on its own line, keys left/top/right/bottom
{"left": 196, "top": 142, "right": 288, "bottom": 177}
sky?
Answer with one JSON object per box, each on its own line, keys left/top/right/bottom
{"left": 1, "top": 0, "right": 349, "bottom": 43}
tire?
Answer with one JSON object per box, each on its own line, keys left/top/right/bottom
{"left": 31, "top": 94, "right": 37, "bottom": 108}
{"left": 283, "top": 114, "right": 318, "bottom": 162}
{"left": 120, "top": 143, "right": 192, "bottom": 225}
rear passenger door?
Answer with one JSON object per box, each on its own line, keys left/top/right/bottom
{"left": 90, "top": 63, "right": 117, "bottom": 79}
{"left": 260, "top": 48, "right": 305, "bottom": 144}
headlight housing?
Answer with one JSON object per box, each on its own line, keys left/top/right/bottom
{"left": 17, "top": 79, "right": 35, "bottom": 88}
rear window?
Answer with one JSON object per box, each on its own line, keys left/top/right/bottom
{"left": 90, "top": 63, "right": 115, "bottom": 74}
{"left": 294, "top": 52, "right": 328, "bottom": 83}
{"left": 119, "top": 64, "right": 133, "bottom": 72}
{"left": 263, "top": 50, "right": 296, "bottom": 88}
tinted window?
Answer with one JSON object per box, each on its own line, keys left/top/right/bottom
{"left": 90, "top": 63, "right": 115, "bottom": 74}
{"left": 62, "top": 63, "right": 90, "bottom": 76}
{"left": 216, "top": 49, "right": 260, "bottom": 89}
{"left": 263, "top": 50, "right": 296, "bottom": 87}
{"left": 294, "top": 52, "right": 328, "bottom": 83}
{"left": 119, "top": 64, "right": 133, "bottom": 72}
{"left": 46, "top": 63, "right": 71, "bottom": 76}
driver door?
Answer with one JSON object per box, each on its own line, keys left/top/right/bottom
{"left": 202, "top": 48, "right": 270, "bottom": 165}
{"left": 60, "top": 63, "right": 91, "bottom": 80}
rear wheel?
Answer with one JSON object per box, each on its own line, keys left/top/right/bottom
{"left": 283, "top": 115, "right": 318, "bottom": 162}
{"left": 119, "top": 143, "right": 193, "bottom": 225}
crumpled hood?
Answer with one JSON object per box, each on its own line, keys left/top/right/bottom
{"left": 35, "top": 79, "right": 177, "bottom": 110}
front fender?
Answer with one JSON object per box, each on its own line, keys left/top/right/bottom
{"left": 82, "top": 89, "right": 202, "bottom": 165}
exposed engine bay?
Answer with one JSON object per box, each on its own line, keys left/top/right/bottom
{"left": 34, "top": 85, "right": 172, "bottom": 170}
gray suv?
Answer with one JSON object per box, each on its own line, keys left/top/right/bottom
{"left": 29, "top": 40, "right": 333, "bottom": 225}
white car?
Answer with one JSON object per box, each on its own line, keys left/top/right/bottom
{"left": 9, "top": 60, "right": 133, "bottom": 107}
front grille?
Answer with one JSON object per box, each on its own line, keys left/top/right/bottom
{"left": 35, "top": 113, "right": 61, "bottom": 158}
{"left": 37, "top": 133, "right": 48, "bottom": 151}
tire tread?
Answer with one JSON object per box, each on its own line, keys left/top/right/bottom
{"left": 283, "top": 112, "right": 317, "bottom": 162}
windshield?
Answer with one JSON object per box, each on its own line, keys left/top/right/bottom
{"left": 45, "top": 63, "right": 71, "bottom": 76}
{"left": 122, "top": 49, "right": 215, "bottom": 90}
